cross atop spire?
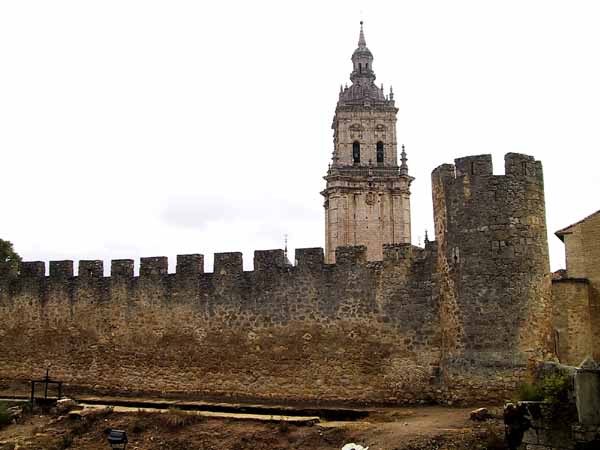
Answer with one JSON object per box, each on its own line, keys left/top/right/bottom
{"left": 358, "top": 21, "right": 367, "bottom": 48}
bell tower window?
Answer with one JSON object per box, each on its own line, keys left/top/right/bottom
{"left": 353, "top": 141, "right": 361, "bottom": 164}
{"left": 376, "top": 141, "right": 384, "bottom": 164}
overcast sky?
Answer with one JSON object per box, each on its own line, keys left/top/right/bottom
{"left": 1, "top": 1, "right": 599, "bottom": 273}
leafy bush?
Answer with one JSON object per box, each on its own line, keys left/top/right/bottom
{"left": 0, "top": 239, "right": 21, "bottom": 278}
{"left": 517, "top": 382, "right": 544, "bottom": 402}
{"left": 517, "top": 373, "right": 569, "bottom": 403}
{"left": 540, "top": 373, "right": 569, "bottom": 403}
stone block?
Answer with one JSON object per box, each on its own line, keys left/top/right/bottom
{"left": 575, "top": 366, "right": 600, "bottom": 425}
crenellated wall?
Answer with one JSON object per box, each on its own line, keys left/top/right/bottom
{"left": 0, "top": 152, "right": 553, "bottom": 406}
{"left": 0, "top": 244, "right": 446, "bottom": 405}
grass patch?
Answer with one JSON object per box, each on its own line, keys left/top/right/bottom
{"left": 160, "top": 408, "right": 204, "bottom": 430}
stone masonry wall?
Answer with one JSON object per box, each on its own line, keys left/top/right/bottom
{"left": 0, "top": 245, "right": 444, "bottom": 405}
{"left": 431, "top": 153, "right": 554, "bottom": 402}
{"left": 552, "top": 279, "right": 593, "bottom": 366}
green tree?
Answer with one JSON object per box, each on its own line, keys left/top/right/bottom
{"left": 0, "top": 239, "right": 22, "bottom": 278}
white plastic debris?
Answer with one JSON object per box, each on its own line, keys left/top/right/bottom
{"left": 342, "top": 444, "right": 369, "bottom": 450}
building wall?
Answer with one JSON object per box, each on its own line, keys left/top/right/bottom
{"left": 556, "top": 211, "right": 600, "bottom": 362}
{"left": 552, "top": 279, "right": 593, "bottom": 365}
{"left": 562, "top": 212, "right": 600, "bottom": 285}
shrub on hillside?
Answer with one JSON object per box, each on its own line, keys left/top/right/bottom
{"left": 0, "top": 402, "right": 11, "bottom": 428}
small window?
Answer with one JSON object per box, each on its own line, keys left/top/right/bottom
{"left": 353, "top": 141, "right": 360, "bottom": 164}
{"left": 358, "top": 63, "right": 362, "bottom": 73}
{"left": 376, "top": 142, "right": 384, "bottom": 164}
{"left": 366, "top": 63, "right": 369, "bottom": 70}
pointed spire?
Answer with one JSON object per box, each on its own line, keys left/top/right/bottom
{"left": 400, "top": 144, "right": 409, "bottom": 175}
{"left": 389, "top": 85, "right": 394, "bottom": 100}
{"left": 358, "top": 21, "right": 367, "bottom": 48}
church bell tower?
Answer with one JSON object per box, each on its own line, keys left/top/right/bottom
{"left": 322, "top": 22, "right": 414, "bottom": 263}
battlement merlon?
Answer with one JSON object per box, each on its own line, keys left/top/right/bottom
{"left": 140, "top": 257, "right": 168, "bottom": 277}
{"left": 214, "top": 252, "right": 243, "bottom": 276}
{"left": 111, "top": 259, "right": 134, "bottom": 278}
{"left": 176, "top": 254, "right": 204, "bottom": 275}
{"left": 295, "top": 248, "right": 324, "bottom": 270}
{"left": 254, "top": 250, "right": 287, "bottom": 272}
{"left": 49, "top": 260, "right": 73, "bottom": 278}
{"left": 454, "top": 154, "right": 493, "bottom": 177}
{"left": 335, "top": 246, "right": 367, "bottom": 267}
{"left": 79, "top": 260, "right": 103, "bottom": 279}
{"left": 383, "top": 243, "right": 413, "bottom": 264}
{"left": 21, "top": 261, "right": 45, "bottom": 277}
{"left": 504, "top": 152, "right": 543, "bottom": 180}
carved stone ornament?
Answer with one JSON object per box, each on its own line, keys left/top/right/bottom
{"left": 365, "top": 192, "right": 376, "bottom": 205}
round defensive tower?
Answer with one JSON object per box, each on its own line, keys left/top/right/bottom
{"left": 431, "top": 153, "right": 553, "bottom": 400}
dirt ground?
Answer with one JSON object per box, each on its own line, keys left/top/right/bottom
{"left": 0, "top": 405, "right": 507, "bottom": 450}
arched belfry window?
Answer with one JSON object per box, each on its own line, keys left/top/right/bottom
{"left": 358, "top": 63, "right": 362, "bottom": 73}
{"left": 352, "top": 141, "right": 361, "bottom": 164}
{"left": 376, "top": 141, "right": 384, "bottom": 164}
